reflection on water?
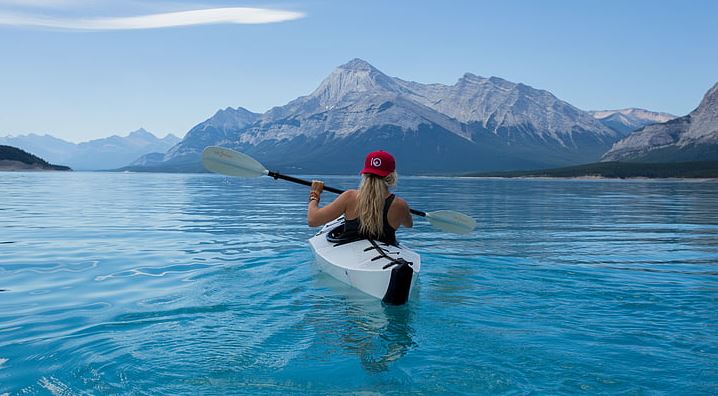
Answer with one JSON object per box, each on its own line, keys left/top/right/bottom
{"left": 312, "top": 272, "right": 416, "bottom": 373}
{"left": 365, "top": 305, "right": 416, "bottom": 373}
{"left": 0, "top": 172, "right": 717, "bottom": 394}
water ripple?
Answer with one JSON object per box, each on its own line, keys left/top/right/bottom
{"left": 0, "top": 173, "right": 717, "bottom": 394}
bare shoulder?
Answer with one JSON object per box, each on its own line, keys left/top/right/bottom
{"left": 340, "top": 189, "right": 358, "bottom": 200}
{"left": 334, "top": 189, "right": 358, "bottom": 208}
{"left": 392, "top": 195, "right": 410, "bottom": 211}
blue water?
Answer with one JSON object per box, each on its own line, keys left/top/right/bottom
{"left": 1, "top": 172, "right": 717, "bottom": 394}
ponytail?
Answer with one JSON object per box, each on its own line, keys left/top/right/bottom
{"left": 357, "top": 172, "right": 397, "bottom": 238}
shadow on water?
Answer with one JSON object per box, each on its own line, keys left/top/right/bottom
{"left": 312, "top": 272, "right": 417, "bottom": 373}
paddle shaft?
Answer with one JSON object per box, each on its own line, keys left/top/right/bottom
{"left": 267, "top": 171, "right": 427, "bottom": 217}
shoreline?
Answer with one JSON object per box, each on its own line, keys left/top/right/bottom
{"left": 3, "top": 169, "right": 716, "bottom": 181}
{"left": 0, "top": 159, "right": 71, "bottom": 172}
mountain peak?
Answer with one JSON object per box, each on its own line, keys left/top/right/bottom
{"left": 487, "top": 76, "right": 515, "bottom": 88}
{"left": 338, "top": 58, "right": 377, "bottom": 72}
{"left": 456, "top": 73, "right": 514, "bottom": 89}
{"left": 308, "top": 59, "right": 402, "bottom": 106}
{"left": 129, "top": 128, "right": 152, "bottom": 137}
{"left": 214, "top": 106, "right": 256, "bottom": 116}
{"left": 458, "top": 73, "right": 487, "bottom": 83}
{"left": 202, "top": 106, "right": 260, "bottom": 130}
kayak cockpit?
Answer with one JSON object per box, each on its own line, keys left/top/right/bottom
{"left": 309, "top": 216, "right": 420, "bottom": 304}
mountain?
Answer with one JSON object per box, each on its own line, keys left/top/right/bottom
{"left": 0, "top": 129, "right": 181, "bottom": 170}
{"left": 0, "top": 133, "right": 77, "bottom": 165}
{"left": 71, "top": 128, "right": 181, "bottom": 170}
{"left": 0, "top": 145, "right": 71, "bottom": 171}
{"left": 602, "top": 83, "right": 718, "bottom": 162}
{"left": 132, "top": 58, "right": 625, "bottom": 174}
{"left": 589, "top": 108, "right": 676, "bottom": 135}
{"left": 139, "top": 107, "right": 260, "bottom": 171}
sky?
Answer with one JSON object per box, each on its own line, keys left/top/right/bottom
{"left": 0, "top": 0, "right": 717, "bottom": 142}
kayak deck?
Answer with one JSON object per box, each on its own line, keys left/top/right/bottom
{"left": 308, "top": 217, "right": 420, "bottom": 303}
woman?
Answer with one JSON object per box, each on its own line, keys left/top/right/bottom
{"left": 307, "top": 150, "right": 412, "bottom": 245}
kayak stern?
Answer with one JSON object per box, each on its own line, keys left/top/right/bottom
{"left": 308, "top": 217, "right": 420, "bottom": 303}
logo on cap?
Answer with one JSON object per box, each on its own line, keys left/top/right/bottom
{"left": 371, "top": 158, "right": 382, "bottom": 168}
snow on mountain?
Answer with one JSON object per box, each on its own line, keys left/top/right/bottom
{"left": 589, "top": 108, "right": 676, "bottom": 135}
{"left": 308, "top": 58, "right": 404, "bottom": 109}
{"left": 238, "top": 58, "right": 467, "bottom": 141}
{"left": 146, "top": 59, "right": 651, "bottom": 173}
{"left": 590, "top": 108, "right": 675, "bottom": 123}
{"left": 397, "top": 73, "right": 618, "bottom": 144}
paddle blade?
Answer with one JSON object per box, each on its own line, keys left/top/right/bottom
{"left": 425, "top": 210, "right": 476, "bottom": 234}
{"left": 202, "top": 146, "right": 269, "bottom": 178}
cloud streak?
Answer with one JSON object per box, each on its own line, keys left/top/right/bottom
{"left": 0, "top": 7, "right": 305, "bottom": 30}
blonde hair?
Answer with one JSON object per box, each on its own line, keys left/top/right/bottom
{"left": 357, "top": 171, "right": 397, "bottom": 238}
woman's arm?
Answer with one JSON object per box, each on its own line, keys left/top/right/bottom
{"left": 389, "top": 197, "right": 413, "bottom": 229}
{"left": 307, "top": 181, "right": 351, "bottom": 227}
{"left": 400, "top": 199, "right": 413, "bottom": 228}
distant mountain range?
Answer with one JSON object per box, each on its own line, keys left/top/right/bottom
{"left": 129, "top": 108, "right": 260, "bottom": 171}
{"left": 602, "top": 82, "right": 718, "bottom": 162}
{"left": 0, "top": 145, "right": 71, "bottom": 171}
{"left": 127, "top": 59, "right": 634, "bottom": 174}
{"left": 589, "top": 108, "right": 676, "bottom": 135}
{"left": 0, "top": 129, "right": 180, "bottom": 170}
{"left": 5, "top": 60, "right": 713, "bottom": 175}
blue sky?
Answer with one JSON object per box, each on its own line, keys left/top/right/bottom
{"left": 1, "top": 0, "right": 716, "bottom": 142}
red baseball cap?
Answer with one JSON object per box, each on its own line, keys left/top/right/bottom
{"left": 360, "top": 150, "right": 396, "bottom": 177}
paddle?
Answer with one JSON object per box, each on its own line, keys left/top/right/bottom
{"left": 202, "top": 146, "right": 476, "bottom": 234}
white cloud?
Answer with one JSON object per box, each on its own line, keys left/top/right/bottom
{"left": 0, "top": 7, "right": 305, "bottom": 30}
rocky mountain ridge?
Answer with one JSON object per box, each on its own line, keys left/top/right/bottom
{"left": 602, "top": 82, "right": 718, "bottom": 162}
{"left": 143, "top": 59, "right": 627, "bottom": 174}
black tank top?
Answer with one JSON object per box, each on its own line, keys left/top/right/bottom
{"left": 343, "top": 194, "right": 397, "bottom": 245}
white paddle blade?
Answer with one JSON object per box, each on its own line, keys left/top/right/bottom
{"left": 425, "top": 210, "right": 476, "bottom": 234}
{"left": 202, "top": 146, "right": 269, "bottom": 178}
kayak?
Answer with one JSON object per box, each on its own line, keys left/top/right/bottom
{"left": 308, "top": 216, "right": 421, "bottom": 305}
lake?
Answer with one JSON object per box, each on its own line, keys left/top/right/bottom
{"left": 1, "top": 172, "right": 717, "bottom": 394}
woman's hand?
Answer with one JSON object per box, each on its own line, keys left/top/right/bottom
{"left": 309, "top": 180, "right": 324, "bottom": 203}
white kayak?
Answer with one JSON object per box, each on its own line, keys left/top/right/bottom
{"left": 308, "top": 216, "right": 421, "bottom": 304}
